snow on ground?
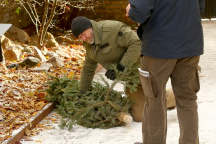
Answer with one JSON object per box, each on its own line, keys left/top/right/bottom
{"left": 19, "top": 20, "right": 216, "bottom": 144}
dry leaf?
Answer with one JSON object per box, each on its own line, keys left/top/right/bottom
{"left": 0, "top": 113, "right": 4, "bottom": 120}
{"left": 25, "top": 128, "right": 31, "bottom": 136}
{"left": 0, "top": 42, "right": 85, "bottom": 142}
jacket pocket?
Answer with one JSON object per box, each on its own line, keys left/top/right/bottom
{"left": 100, "top": 43, "right": 112, "bottom": 54}
{"left": 138, "top": 68, "right": 155, "bottom": 99}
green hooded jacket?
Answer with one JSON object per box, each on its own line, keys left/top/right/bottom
{"left": 80, "top": 20, "right": 142, "bottom": 91}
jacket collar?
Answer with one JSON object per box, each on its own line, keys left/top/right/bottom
{"left": 90, "top": 20, "right": 102, "bottom": 45}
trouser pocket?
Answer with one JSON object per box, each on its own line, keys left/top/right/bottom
{"left": 193, "top": 69, "right": 200, "bottom": 93}
{"left": 138, "top": 68, "right": 155, "bottom": 99}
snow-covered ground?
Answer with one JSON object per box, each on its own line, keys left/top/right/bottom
{"left": 18, "top": 20, "right": 216, "bottom": 144}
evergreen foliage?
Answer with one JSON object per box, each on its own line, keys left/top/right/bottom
{"left": 45, "top": 63, "right": 140, "bottom": 130}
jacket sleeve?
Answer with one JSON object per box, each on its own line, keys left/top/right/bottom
{"left": 116, "top": 25, "right": 141, "bottom": 66}
{"left": 198, "top": 0, "right": 205, "bottom": 14}
{"left": 79, "top": 46, "right": 98, "bottom": 91}
{"left": 129, "top": 0, "right": 155, "bottom": 24}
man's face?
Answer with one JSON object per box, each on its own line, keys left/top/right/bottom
{"left": 78, "top": 28, "right": 94, "bottom": 44}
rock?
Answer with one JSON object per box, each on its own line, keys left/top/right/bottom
{"left": 28, "top": 32, "right": 59, "bottom": 48}
{"left": 45, "top": 51, "right": 59, "bottom": 58}
{"left": 4, "top": 46, "right": 24, "bottom": 61}
{"left": 55, "top": 50, "right": 70, "bottom": 58}
{"left": 1, "top": 37, "right": 15, "bottom": 50}
{"left": 19, "top": 56, "right": 40, "bottom": 68}
{"left": 45, "top": 32, "right": 59, "bottom": 48}
{"left": 31, "top": 46, "right": 47, "bottom": 62}
{"left": 47, "top": 56, "right": 64, "bottom": 68}
{"left": 6, "top": 63, "right": 20, "bottom": 69}
{"left": 21, "top": 44, "right": 33, "bottom": 53}
{"left": 1, "top": 35, "right": 6, "bottom": 42}
{"left": 27, "top": 35, "right": 38, "bottom": 47}
{"left": 33, "top": 62, "right": 53, "bottom": 72}
{"left": 5, "top": 25, "right": 30, "bottom": 43}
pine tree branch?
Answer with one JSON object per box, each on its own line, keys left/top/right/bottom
{"left": 105, "top": 70, "right": 132, "bottom": 101}
{"left": 71, "top": 101, "right": 106, "bottom": 119}
{"left": 107, "top": 101, "right": 120, "bottom": 110}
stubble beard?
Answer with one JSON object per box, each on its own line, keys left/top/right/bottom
{"left": 87, "top": 29, "right": 95, "bottom": 44}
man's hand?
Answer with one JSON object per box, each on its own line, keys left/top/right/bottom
{"left": 117, "top": 63, "right": 125, "bottom": 72}
{"left": 105, "top": 63, "right": 125, "bottom": 81}
{"left": 126, "top": 4, "right": 131, "bottom": 17}
{"left": 105, "top": 69, "right": 116, "bottom": 80}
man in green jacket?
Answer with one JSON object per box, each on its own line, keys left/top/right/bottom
{"left": 71, "top": 16, "right": 176, "bottom": 122}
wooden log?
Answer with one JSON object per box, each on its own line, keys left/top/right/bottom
{"left": 118, "top": 112, "right": 132, "bottom": 123}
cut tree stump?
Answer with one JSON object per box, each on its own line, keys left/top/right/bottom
{"left": 118, "top": 112, "right": 132, "bottom": 124}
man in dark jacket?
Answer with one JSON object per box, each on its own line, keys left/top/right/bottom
{"left": 126, "top": 0, "right": 205, "bottom": 144}
{"left": 71, "top": 16, "right": 176, "bottom": 122}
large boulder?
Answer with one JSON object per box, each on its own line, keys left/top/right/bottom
{"left": 4, "top": 25, "right": 30, "bottom": 43}
{"left": 27, "top": 32, "right": 59, "bottom": 48}
{"left": 1, "top": 37, "right": 15, "bottom": 50}
{"left": 4, "top": 46, "right": 24, "bottom": 61}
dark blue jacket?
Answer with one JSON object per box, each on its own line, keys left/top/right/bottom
{"left": 129, "top": 0, "right": 205, "bottom": 59}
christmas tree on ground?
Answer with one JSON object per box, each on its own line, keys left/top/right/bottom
{"left": 45, "top": 63, "right": 140, "bottom": 130}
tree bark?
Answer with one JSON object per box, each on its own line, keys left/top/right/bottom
{"left": 38, "top": 0, "right": 58, "bottom": 49}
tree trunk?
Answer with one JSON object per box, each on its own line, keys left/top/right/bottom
{"left": 118, "top": 112, "right": 132, "bottom": 123}
{"left": 38, "top": 0, "right": 58, "bottom": 49}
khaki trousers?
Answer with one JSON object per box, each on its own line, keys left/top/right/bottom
{"left": 126, "top": 86, "right": 176, "bottom": 122}
{"left": 140, "top": 56, "right": 200, "bottom": 144}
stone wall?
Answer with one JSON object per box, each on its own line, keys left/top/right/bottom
{"left": 0, "top": 5, "right": 32, "bottom": 28}
{"left": 75, "top": 0, "right": 137, "bottom": 28}
{"left": 84, "top": 0, "right": 136, "bottom": 26}
{"left": 0, "top": 0, "right": 137, "bottom": 29}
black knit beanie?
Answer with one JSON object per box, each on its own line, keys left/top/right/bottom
{"left": 71, "top": 16, "right": 92, "bottom": 38}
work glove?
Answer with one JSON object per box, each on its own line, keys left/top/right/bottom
{"left": 105, "top": 69, "right": 116, "bottom": 80}
{"left": 105, "top": 63, "right": 125, "bottom": 81}
{"left": 116, "top": 63, "right": 125, "bottom": 72}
